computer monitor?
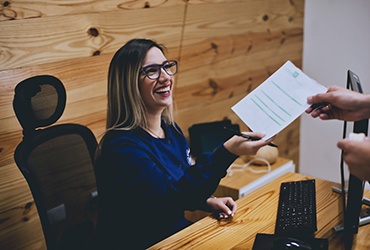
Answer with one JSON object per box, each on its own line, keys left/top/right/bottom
{"left": 188, "top": 120, "right": 239, "bottom": 158}
{"left": 341, "top": 70, "right": 367, "bottom": 248}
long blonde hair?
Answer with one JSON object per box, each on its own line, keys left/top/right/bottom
{"left": 106, "top": 38, "right": 175, "bottom": 131}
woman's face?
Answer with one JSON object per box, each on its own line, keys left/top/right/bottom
{"left": 139, "top": 47, "right": 174, "bottom": 114}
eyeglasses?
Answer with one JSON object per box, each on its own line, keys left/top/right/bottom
{"left": 140, "top": 60, "right": 178, "bottom": 80}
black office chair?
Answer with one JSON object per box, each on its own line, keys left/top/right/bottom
{"left": 13, "top": 75, "right": 98, "bottom": 250}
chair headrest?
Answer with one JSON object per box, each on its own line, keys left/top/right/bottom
{"left": 13, "top": 75, "right": 66, "bottom": 136}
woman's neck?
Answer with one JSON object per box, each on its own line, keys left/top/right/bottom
{"left": 144, "top": 112, "right": 164, "bottom": 138}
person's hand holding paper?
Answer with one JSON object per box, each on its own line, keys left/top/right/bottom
{"left": 232, "top": 61, "right": 327, "bottom": 140}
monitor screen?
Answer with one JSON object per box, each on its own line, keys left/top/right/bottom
{"left": 341, "top": 70, "right": 367, "bottom": 247}
{"left": 188, "top": 120, "right": 239, "bottom": 158}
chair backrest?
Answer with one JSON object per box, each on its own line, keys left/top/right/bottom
{"left": 13, "top": 75, "right": 98, "bottom": 250}
{"left": 13, "top": 75, "right": 67, "bottom": 137}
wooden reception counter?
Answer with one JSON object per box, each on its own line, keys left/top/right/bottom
{"left": 149, "top": 172, "right": 370, "bottom": 250}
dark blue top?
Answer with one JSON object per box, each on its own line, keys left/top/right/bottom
{"left": 95, "top": 121, "right": 237, "bottom": 249}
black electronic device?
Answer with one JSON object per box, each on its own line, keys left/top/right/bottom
{"left": 274, "top": 179, "right": 317, "bottom": 238}
{"left": 340, "top": 70, "right": 367, "bottom": 247}
{"left": 273, "top": 237, "right": 312, "bottom": 250}
{"left": 188, "top": 119, "right": 239, "bottom": 158}
{"left": 251, "top": 233, "right": 328, "bottom": 250}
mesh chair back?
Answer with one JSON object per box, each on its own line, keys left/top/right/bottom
{"left": 13, "top": 75, "right": 98, "bottom": 250}
{"left": 13, "top": 75, "right": 66, "bottom": 137}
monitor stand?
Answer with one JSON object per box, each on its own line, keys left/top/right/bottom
{"left": 331, "top": 185, "right": 370, "bottom": 233}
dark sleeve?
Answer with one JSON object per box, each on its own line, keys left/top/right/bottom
{"left": 98, "top": 137, "right": 237, "bottom": 213}
{"left": 181, "top": 145, "right": 238, "bottom": 211}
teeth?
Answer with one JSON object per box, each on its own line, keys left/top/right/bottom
{"left": 156, "top": 86, "right": 170, "bottom": 93}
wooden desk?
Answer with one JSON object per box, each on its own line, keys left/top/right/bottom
{"left": 149, "top": 172, "right": 370, "bottom": 250}
{"left": 214, "top": 157, "right": 294, "bottom": 200}
{"left": 185, "top": 157, "right": 294, "bottom": 222}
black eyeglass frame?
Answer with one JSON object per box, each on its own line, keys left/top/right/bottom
{"left": 140, "top": 60, "right": 178, "bottom": 80}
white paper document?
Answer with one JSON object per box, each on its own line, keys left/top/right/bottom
{"left": 232, "top": 60, "right": 327, "bottom": 139}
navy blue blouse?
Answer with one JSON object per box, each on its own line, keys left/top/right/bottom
{"left": 95, "top": 121, "right": 237, "bottom": 249}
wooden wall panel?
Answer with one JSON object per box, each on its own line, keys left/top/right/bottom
{"left": 0, "top": 0, "right": 304, "bottom": 249}
{"left": 0, "top": 0, "right": 183, "bottom": 21}
{"left": 0, "top": 4, "right": 185, "bottom": 71}
{"left": 175, "top": 0, "right": 304, "bottom": 164}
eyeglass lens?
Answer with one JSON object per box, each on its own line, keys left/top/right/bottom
{"left": 142, "top": 60, "right": 177, "bottom": 80}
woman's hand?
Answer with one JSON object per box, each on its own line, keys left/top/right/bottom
{"left": 224, "top": 132, "right": 275, "bottom": 156}
{"left": 206, "top": 196, "right": 237, "bottom": 219}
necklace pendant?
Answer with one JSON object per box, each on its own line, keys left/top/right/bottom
{"left": 146, "top": 127, "right": 163, "bottom": 139}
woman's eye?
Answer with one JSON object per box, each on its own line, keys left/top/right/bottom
{"left": 165, "top": 62, "right": 175, "bottom": 68}
{"left": 146, "top": 67, "right": 158, "bottom": 74}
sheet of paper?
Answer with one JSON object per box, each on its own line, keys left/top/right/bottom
{"left": 232, "top": 60, "right": 327, "bottom": 139}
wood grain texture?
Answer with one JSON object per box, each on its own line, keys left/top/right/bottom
{"left": 175, "top": 0, "right": 303, "bottom": 164}
{"left": 0, "top": 4, "right": 185, "bottom": 71}
{"left": 0, "top": 0, "right": 184, "bottom": 21}
{"left": 214, "top": 157, "right": 293, "bottom": 200}
{"left": 185, "top": 157, "right": 293, "bottom": 223}
{"left": 149, "top": 172, "right": 370, "bottom": 250}
{"left": 0, "top": 0, "right": 304, "bottom": 249}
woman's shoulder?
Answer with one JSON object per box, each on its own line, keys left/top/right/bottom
{"left": 100, "top": 128, "right": 142, "bottom": 147}
{"left": 103, "top": 128, "right": 131, "bottom": 139}
{"left": 163, "top": 121, "right": 184, "bottom": 135}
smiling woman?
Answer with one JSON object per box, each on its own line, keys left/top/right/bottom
{"left": 138, "top": 47, "right": 175, "bottom": 118}
{"left": 94, "top": 38, "right": 275, "bottom": 249}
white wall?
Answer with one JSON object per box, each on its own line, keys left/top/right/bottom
{"left": 300, "top": 0, "right": 370, "bottom": 183}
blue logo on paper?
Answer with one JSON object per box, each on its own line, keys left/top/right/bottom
{"left": 285, "top": 68, "right": 300, "bottom": 78}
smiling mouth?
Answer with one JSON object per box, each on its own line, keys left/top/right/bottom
{"left": 155, "top": 86, "right": 171, "bottom": 94}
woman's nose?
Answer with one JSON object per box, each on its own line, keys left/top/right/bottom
{"left": 158, "top": 67, "right": 171, "bottom": 81}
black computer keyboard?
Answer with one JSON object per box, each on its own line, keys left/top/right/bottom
{"left": 274, "top": 179, "right": 317, "bottom": 238}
